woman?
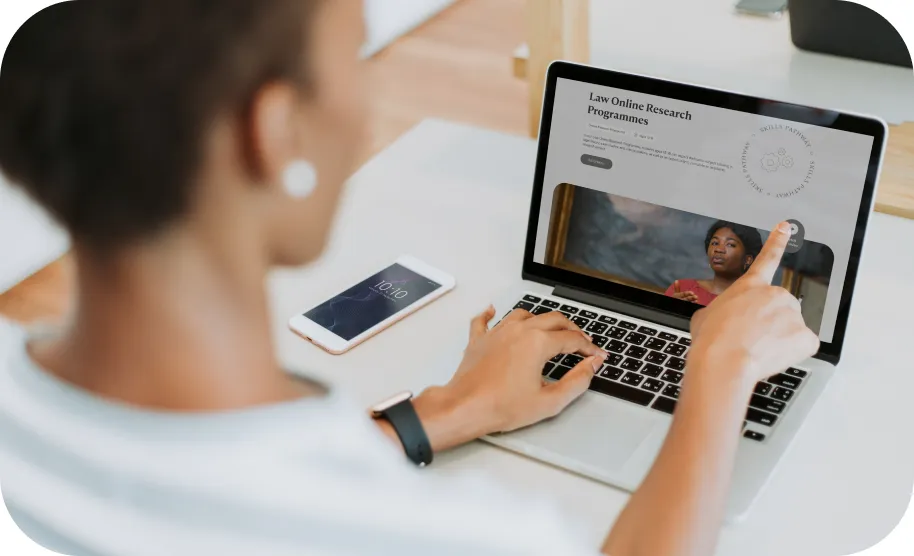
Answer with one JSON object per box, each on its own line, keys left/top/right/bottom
{"left": 666, "top": 220, "right": 763, "bottom": 305}
{"left": 0, "top": 2, "right": 818, "bottom": 555}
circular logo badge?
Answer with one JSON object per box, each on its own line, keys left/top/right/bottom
{"left": 784, "top": 219, "right": 805, "bottom": 254}
{"left": 740, "top": 125, "right": 816, "bottom": 198}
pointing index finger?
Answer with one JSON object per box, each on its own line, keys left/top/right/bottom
{"left": 746, "top": 221, "right": 791, "bottom": 284}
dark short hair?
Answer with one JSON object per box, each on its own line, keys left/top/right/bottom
{"left": 0, "top": 0, "right": 322, "bottom": 250}
{"left": 704, "top": 220, "right": 763, "bottom": 262}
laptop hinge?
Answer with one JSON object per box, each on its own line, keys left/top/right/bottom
{"left": 552, "top": 285, "right": 692, "bottom": 333}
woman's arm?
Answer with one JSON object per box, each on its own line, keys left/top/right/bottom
{"left": 600, "top": 223, "right": 817, "bottom": 556}
{"left": 667, "top": 280, "right": 700, "bottom": 303}
{"left": 601, "top": 355, "right": 753, "bottom": 556}
{"left": 373, "top": 384, "right": 491, "bottom": 453}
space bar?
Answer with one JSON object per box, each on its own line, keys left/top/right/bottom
{"left": 588, "top": 379, "right": 655, "bottom": 406}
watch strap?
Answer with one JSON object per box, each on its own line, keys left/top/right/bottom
{"left": 381, "top": 400, "right": 433, "bottom": 467}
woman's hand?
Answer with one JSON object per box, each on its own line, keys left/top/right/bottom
{"left": 392, "top": 307, "right": 607, "bottom": 454}
{"left": 602, "top": 224, "right": 818, "bottom": 556}
{"left": 688, "top": 222, "right": 820, "bottom": 386}
{"left": 670, "top": 281, "right": 700, "bottom": 303}
{"left": 442, "top": 308, "right": 608, "bottom": 435}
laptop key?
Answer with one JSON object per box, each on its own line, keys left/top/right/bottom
{"left": 637, "top": 326, "right": 658, "bottom": 336}
{"left": 754, "top": 382, "right": 772, "bottom": 396}
{"left": 550, "top": 365, "right": 573, "bottom": 380}
{"left": 585, "top": 321, "right": 608, "bottom": 334}
{"left": 571, "top": 316, "right": 590, "bottom": 328}
{"left": 662, "top": 384, "right": 681, "bottom": 399}
{"left": 598, "top": 315, "right": 618, "bottom": 325}
{"left": 523, "top": 294, "right": 542, "bottom": 303}
{"left": 513, "top": 301, "right": 535, "bottom": 311}
{"left": 579, "top": 310, "right": 598, "bottom": 319}
{"left": 608, "top": 327, "right": 628, "bottom": 340}
{"left": 768, "top": 373, "right": 801, "bottom": 389}
{"left": 620, "top": 372, "right": 645, "bottom": 387}
{"left": 785, "top": 367, "right": 808, "bottom": 379}
{"left": 550, "top": 354, "right": 564, "bottom": 364}
{"left": 542, "top": 362, "right": 554, "bottom": 376}
{"left": 607, "top": 353, "right": 624, "bottom": 367}
{"left": 746, "top": 408, "right": 778, "bottom": 427}
{"left": 744, "top": 430, "right": 766, "bottom": 442}
{"left": 531, "top": 305, "right": 553, "bottom": 315}
{"left": 625, "top": 346, "right": 648, "bottom": 359}
{"left": 617, "top": 321, "right": 637, "bottom": 330}
{"left": 665, "top": 357, "right": 685, "bottom": 371}
{"left": 607, "top": 340, "right": 627, "bottom": 353}
{"left": 663, "top": 343, "right": 687, "bottom": 357}
{"left": 625, "top": 332, "right": 647, "bottom": 346}
{"left": 591, "top": 334, "right": 608, "bottom": 348}
{"left": 678, "top": 337, "right": 692, "bottom": 346}
{"left": 644, "top": 338, "right": 667, "bottom": 351}
{"left": 645, "top": 351, "right": 668, "bottom": 365}
{"left": 661, "top": 370, "right": 683, "bottom": 384}
{"left": 620, "top": 358, "right": 644, "bottom": 372}
{"left": 560, "top": 304, "right": 579, "bottom": 314}
{"left": 562, "top": 354, "right": 584, "bottom": 367}
{"left": 770, "top": 387, "right": 794, "bottom": 402}
{"left": 659, "top": 332, "right": 679, "bottom": 342}
{"left": 600, "top": 366, "right": 624, "bottom": 380}
{"left": 642, "top": 378, "right": 664, "bottom": 392}
{"left": 750, "top": 394, "right": 786, "bottom": 414}
{"left": 559, "top": 311, "right": 572, "bottom": 319}
{"left": 541, "top": 299, "right": 560, "bottom": 309}
{"left": 588, "top": 377, "right": 655, "bottom": 406}
{"left": 652, "top": 396, "right": 677, "bottom": 415}
{"left": 641, "top": 363, "right": 664, "bottom": 378}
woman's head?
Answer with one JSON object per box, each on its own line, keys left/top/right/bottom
{"left": 0, "top": 0, "right": 367, "bottom": 266}
{"left": 703, "top": 221, "right": 763, "bottom": 278}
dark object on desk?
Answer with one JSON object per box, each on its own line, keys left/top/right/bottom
{"left": 789, "top": 0, "right": 913, "bottom": 68}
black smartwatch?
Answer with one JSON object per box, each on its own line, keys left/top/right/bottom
{"left": 371, "top": 391, "right": 433, "bottom": 467}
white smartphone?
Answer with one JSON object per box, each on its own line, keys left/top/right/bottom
{"left": 288, "top": 255, "right": 456, "bottom": 355}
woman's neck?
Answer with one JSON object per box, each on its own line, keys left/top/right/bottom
{"left": 30, "top": 227, "right": 306, "bottom": 412}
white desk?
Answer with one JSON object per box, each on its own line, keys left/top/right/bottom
{"left": 589, "top": 0, "right": 914, "bottom": 125}
{"left": 269, "top": 119, "right": 914, "bottom": 555}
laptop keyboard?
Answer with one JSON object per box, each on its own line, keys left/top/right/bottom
{"left": 512, "top": 293, "right": 809, "bottom": 443}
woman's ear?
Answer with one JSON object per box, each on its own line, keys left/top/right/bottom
{"left": 744, "top": 255, "right": 756, "bottom": 270}
{"left": 244, "top": 82, "right": 302, "bottom": 188}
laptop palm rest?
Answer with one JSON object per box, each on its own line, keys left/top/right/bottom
{"left": 486, "top": 393, "right": 662, "bottom": 479}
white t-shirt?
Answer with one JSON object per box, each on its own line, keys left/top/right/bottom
{"left": 0, "top": 320, "right": 598, "bottom": 556}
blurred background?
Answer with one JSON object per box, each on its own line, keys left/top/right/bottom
{"left": 1, "top": 0, "right": 911, "bottom": 326}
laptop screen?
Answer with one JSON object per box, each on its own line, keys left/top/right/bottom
{"left": 528, "top": 70, "right": 884, "bottom": 348}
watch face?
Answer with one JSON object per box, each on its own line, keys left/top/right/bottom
{"left": 371, "top": 391, "right": 413, "bottom": 415}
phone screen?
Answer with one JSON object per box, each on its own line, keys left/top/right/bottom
{"left": 304, "top": 263, "right": 442, "bottom": 341}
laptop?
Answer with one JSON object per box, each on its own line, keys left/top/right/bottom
{"left": 437, "top": 61, "right": 888, "bottom": 521}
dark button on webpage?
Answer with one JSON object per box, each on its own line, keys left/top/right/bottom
{"left": 581, "top": 154, "right": 613, "bottom": 169}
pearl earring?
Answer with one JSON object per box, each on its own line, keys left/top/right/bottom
{"left": 282, "top": 159, "right": 318, "bottom": 199}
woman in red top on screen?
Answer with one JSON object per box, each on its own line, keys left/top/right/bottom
{"left": 665, "top": 220, "right": 764, "bottom": 306}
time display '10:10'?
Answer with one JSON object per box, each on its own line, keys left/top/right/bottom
{"left": 374, "top": 281, "right": 409, "bottom": 299}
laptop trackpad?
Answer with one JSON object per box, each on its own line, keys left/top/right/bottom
{"left": 500, "top": 395, "right": 658, "bottom": 473}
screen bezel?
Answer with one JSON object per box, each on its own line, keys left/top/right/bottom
{"left": 522, "top": 61, "right": 887, "bottom": 364}
{"left": 289, "top": 255, "right": 455, "bottom": 354}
